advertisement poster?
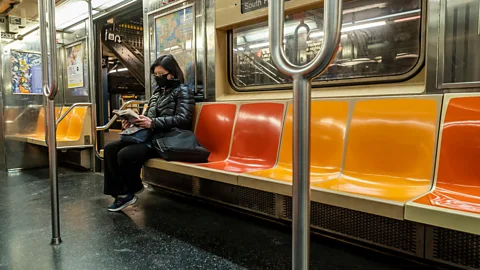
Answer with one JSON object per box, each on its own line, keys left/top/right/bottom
{"left": 66, "top": 42, "right": 84, "bottom": 89}
{"left": 155, "top": 6, "right": 195, "bottom": 88}
{"left": 10, "top": 50, "right": 43, "bottom": 95}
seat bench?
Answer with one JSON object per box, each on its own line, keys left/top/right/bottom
{"left": 6, "top": 106, "right": 92, "bottom": 148}
{"left": 145, "top": 101, "right": 286, "bottom": 185}
{"left": 239, "top": 100, "right": 349, "bottom": 196}
{"left": 144, "top": 96, "right": 443, "bottom": 220}
{"left": 405, "top": 95, "right": 480, "bottom": 235}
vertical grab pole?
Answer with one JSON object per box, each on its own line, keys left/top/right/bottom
{"left": 268, "top": 1, "right": 342, "bottom": 269}
{"left": 86, "top": 0, "right": 99, "bottom": 162}
{"left": 38, "top": 0, "right": 48, "bottom": 146}
{"left": 39, "top": 0, "right": 61, "bottom": 245}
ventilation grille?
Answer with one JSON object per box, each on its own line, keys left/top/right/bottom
{"left": 198, "top": 179, "right": 276, "bottom": 216}
{"left": 143, "top": 168, "right": 193, "bottom": 195}
{"left": 283, "top": 197, "right": 419, "bottom": 254}
{"left": 431, "top": 227, "right": 480, "bottom": 269}
{"left": 145, "top": 168, "right": 422, "bottom": 256}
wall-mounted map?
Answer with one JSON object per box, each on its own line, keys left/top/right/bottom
{"left": 10, "top": 50, "right": 43, "bottom": 95}
{"left": 155, "top": 6, "right": 195, "bottom": 89}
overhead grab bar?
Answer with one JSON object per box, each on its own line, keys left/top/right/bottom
{"left": 38, "top": 0, "right": 62, "bottom": 245}
{"left": 96, "top": 100, "right": 147, "bottom": 131}
{"left": 268, "top": 1, "right": 342, "bottom": 269}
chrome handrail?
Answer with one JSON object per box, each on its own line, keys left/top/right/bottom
{"left": 293, "top": 22, "right": 310, "bottom": 64}
{"left": 96, "top": 100, "right": 147, "bottom": 131}
{"left": 268, "top": 1, "right": 342, "bottom": 269}
{"left": 55, "top": 103, "right": 92, "bottom": 125}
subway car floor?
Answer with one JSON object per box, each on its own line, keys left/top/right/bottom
{"left": 0, "top": 167, "right": 443, "bottom": 270}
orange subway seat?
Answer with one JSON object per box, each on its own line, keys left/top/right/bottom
{"left": 197, "top": 102, "right": 284, "bottom": 173}
{"left": 32, "top": 107, "right": 46, "bottom": 136}
{"left": 195, "top": 103, "right": 236, "bottom": 162}
{"left": 64, "top": 107, "right": 88, "bottom": 141}
{"left": 247, "top": 100, "right": 349, "bottom": 183}
{"left": 192, "top": 104, "right": 199, "bottom": 133}
{"left": 413, "top": 97, "right": 480, "bottom": 213}
{"left": 315, "top": 98, "right": 438, "bottom": 202}
{"left": 28, "top": 107, "right": 82, "bottom": 142}
{"left": 56, "top": 107, "right": 72, "bottom": 139}
{"left": 26, "top": 107, "right": 63, "bottom": 137}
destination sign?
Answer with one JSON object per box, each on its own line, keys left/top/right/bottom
{"left": 241, "top": 0, "right": 290, "bottom": 14}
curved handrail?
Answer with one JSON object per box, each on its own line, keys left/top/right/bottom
{"left": 38, "top": 0, "right": 48, "bottom": 96}
{"left": 269, "top": 0, "right": 342, "bottom": 78}
{"left": 56, "top": 103, "right": 92, "bottom": 125}
{"left": 96, "top": 100, "right": 147, "bottom": 131}
{"left": 293, "top": 22, "right": 310, "bottom": 65}
{"left": 40, "top": 1, "right": 58, "bottom": 100}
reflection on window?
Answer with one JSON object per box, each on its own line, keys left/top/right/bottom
{"left": 231, "top": 0, "right": 422, "bottom": 89}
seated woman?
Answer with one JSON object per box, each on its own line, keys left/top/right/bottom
{"left": 104, "top": 54, "right": 195, "bottom": 212}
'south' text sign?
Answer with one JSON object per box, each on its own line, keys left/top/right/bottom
{"left": 241, "top": 0, "right": 290, "bottom": 14}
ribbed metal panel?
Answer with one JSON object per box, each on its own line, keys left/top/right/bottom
{"left": 428, "top": 227, "right": 480, "bottom": 269}
{"left": 283, "top": 197, "right": 420, "bottom": 255}
{"left": 197, "top": 179, "right": 276, "bottom": 216}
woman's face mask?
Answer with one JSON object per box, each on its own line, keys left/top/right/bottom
{"left": 155, "top": 75, "right": 168, "bottom": 87}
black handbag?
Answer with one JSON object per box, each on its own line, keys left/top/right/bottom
{"left": 152, "top": 128, "right": 210, "bottom": 163}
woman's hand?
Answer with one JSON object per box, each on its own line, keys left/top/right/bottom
{"left": 134, "top": 115, "right": 153, "bottom": 128}
{"left": 121, "top": 119, "right": 131, "bottom": 130}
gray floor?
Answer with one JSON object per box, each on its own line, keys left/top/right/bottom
{"left": 0, "top": 168, "right": 441, "bottom": 270}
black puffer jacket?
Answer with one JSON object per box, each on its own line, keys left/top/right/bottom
{"left": 146, "top": 80, "right": 195, "bottom": 132}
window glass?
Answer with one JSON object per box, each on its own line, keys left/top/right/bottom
{"left": 231, "top": 0, "right": 422, "bottom": 89}
{"left": 442, "top": 0, "right": 480, "bottom": 84}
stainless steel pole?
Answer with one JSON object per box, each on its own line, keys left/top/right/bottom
{"left": 292, "top": 76, "right": 311, "bottom": 268}
{"left": 47, "top": 97, "right": 60, "bottom": 245}
{"left": 38, "top": 0, "right": 61, "bottom": 245}
{"left": 38, "top": 0, "right": 48, "bottom": 146}
{"left": 86, "top": 0, "right": 99, "bottom": 165}
{"left": 268, "top": 1, "right": 342, "bottom": 269}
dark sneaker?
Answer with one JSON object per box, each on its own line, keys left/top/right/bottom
{"left": 108, "top": 194, "right": 137, "bottom": 212}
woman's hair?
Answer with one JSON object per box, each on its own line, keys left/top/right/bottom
{"left": 150, "top": 54, "right": 185, "bottom": 83}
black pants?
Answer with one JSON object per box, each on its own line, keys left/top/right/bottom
{"left": 103, "top": 140, "right": 156, "bottom": 197}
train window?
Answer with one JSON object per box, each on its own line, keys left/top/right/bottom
{"left": 230, "top": 0, "right": 422, "bottom": 90}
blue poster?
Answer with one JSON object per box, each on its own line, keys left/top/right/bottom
{"left": 10, "top": 50, "right": 43, "bottom": 95}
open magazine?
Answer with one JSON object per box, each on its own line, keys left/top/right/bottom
{"left": 112, "top": 109, "right": 140, "bottom": 123}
